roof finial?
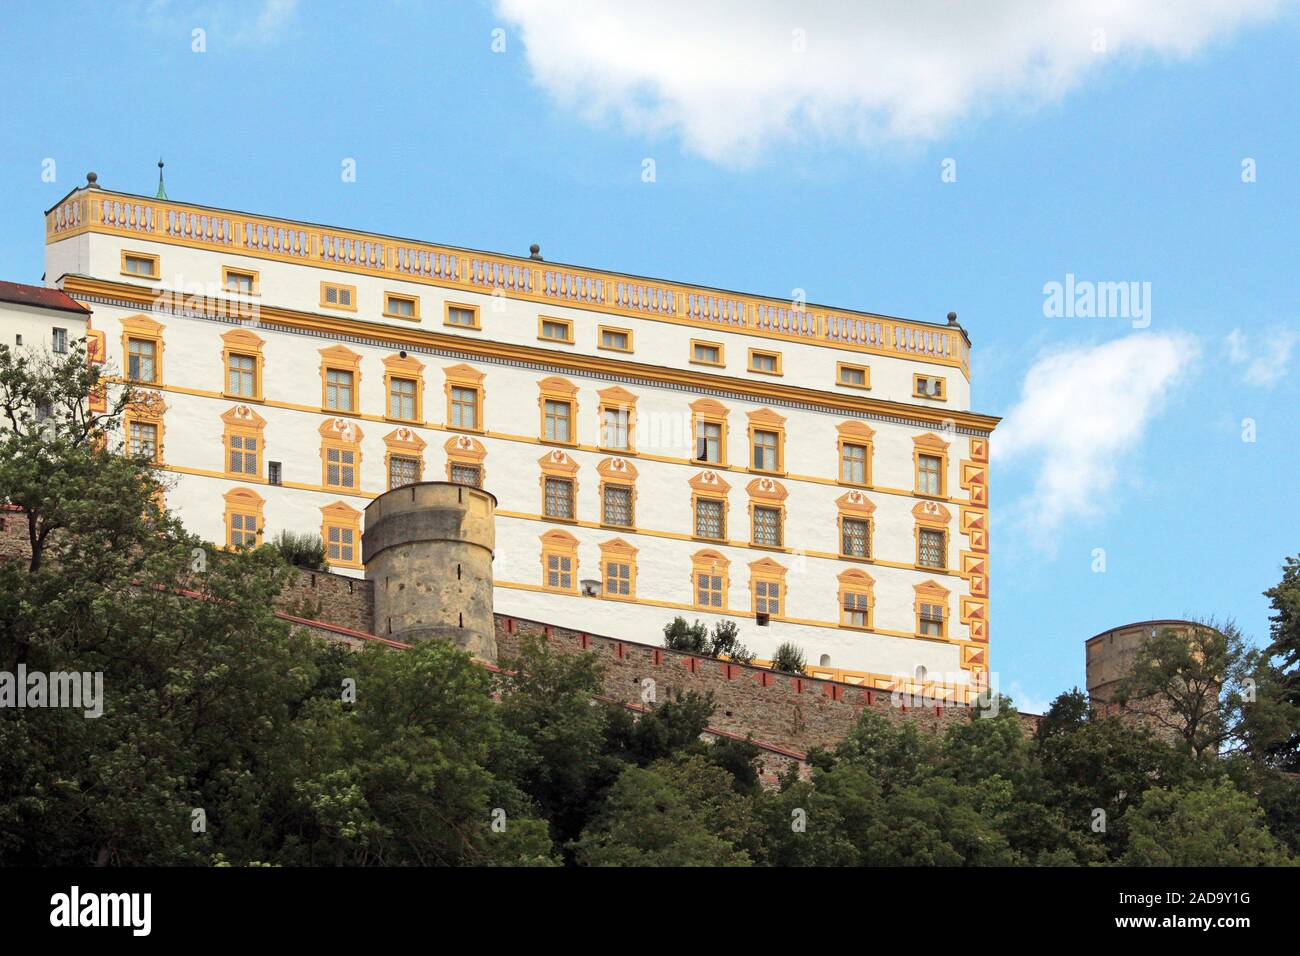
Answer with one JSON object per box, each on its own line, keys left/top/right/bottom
{"left": 529, "top": 243, "right": 543, "bottom": 261}
{"left": 155, "top": 159, "right": 168, "bottom": 200}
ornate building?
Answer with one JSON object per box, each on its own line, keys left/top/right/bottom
{"left": 37, "top": 174, "right": 999, "bottom": 700}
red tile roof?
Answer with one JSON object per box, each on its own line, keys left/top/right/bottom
{"left": 0, "top": 281, "right": 90, "bottom": 315}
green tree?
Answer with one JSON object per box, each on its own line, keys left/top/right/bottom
{"left": 1121, "top": 779, "right": 1294, "bottom": 866}
{"left": 1262, "top": 555, "right": 1300, "bottom": 770}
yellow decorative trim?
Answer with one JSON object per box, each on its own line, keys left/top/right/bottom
{"left": 539, "top": 529, "right": 580, "bottom": 593}
{"left": 222, "top": 487, "right": 265, "bottom": 548}
{"left": 690, "top": 397, "right": 729, "bottom": 465}
{"left": 443, "top": 362, "right": 485, "bottom": 433}
{"left": 837, "top": 567, "right": 875, "bottom": 630}
{"left": 444, "top": 433, "right": 487, "bottom": 485}
{"left": 381, "top": 352, "right": 425, "bottom": 423}
{"left": 597, "top": 457, "right": 638, "bottom": 530}
{"left": 913, "top": 580, "right": 950, "bottom": 640}
{"left": 383, "top": 426, "right": 426, "bottom": 489}
{"left": 319, "top": 344, "right": 362, "bottom": 413}
{"left": 689, "top": 470, "right": 730, "bottom": 542}
{"left": 913, "top": 373, "right": 947, "bottom": 401}
{"left": 690, "top": 548, "right": 730, "bottom": 611}
{"left": 319, "top": 417, "right": 364, "bottom": 491}
{"left": 598, "top": 537, "right": 638, "bottom": 600}
{"left": 221, "top": 404, "right": 266, "bottom": 480}
{"left": 123, "top": 390, "right": 166, "bottom": 463}
{"left": 537, "top": 375, "right": 579, "bottom": 446}
{"left": 836, "top": 420, "right": 875, "bottom": 488}
{"left": 538, "top": 448, "right": 580, "bottom": 522}
{"left": 120, "top": 313, "right": 165, "bottom": 385}
{"left": 321, "top": 501, "right": 362, "bottom": 569}
{"left": 596, "top": 384, "right": 638, "bottom": 453}
{"left": 836, "top": 490, "right": 875, "bottom": 560}
{"left": 748, "top": 556, "right": 788, "bottom": 619}
{"left": 745, "top": 406, "right": 786, "bottom": 475}
{"left": 220, "top": 327, "right": 264, "bottom": 400}
{"left": 912, "top": 431, "right": 950, "bottom": 498}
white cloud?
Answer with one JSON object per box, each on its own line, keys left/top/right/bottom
{"left": 144, "top": 0, "right": 299, "bottom": 45}
{"left": 494, "top": 0, "right": 1279, "bottom": 164}
{"left": 1225, "top": 326, "right": 1297, "bottom": 386}
{"left": 992, "top": 333, "right": 1198, "bottom": 545}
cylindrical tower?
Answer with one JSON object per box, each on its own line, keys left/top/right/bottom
{"left": 362, "top": 481, "right": 497, "bottom": 659}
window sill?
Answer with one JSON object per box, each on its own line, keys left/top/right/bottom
{"left": 225, "top": 393, "right": 264, "bottom": 403}
{"left": 120, "top": 272, "right": 161, "bottom": 282}
{"left": 539, "top": 438, "right": 578, "bottom": 449}
{"left": 543, "top": 515, "right": 578, "bottom": 525}
{"left": 446, "top": 425, "right": 486, "bottom": 436}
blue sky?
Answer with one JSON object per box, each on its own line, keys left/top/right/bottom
{"left": 1, "top": 1, "right": 1296, "bottom": 710}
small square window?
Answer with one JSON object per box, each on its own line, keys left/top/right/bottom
{"left": 389, "top": 455, "right": 420, "bottom": 490}
{"left": 598, "top": 327, "right": 632, "bottom": 352}
{"left": 914, "top": 374, "right": 946, "bottom": 400}
{"left": 321, "top": 282, "right": 357, "bottom": 311}
{"left": 122, "top": 252, "right": 159, "bottom": 279}
{"left": 450, "top": 463, "right": 482, "bottom": 487}
{"left": 52, "top": 328, "right": 69, "bottom": 355}
{"left": 445, "top": 304, "right": 479, "bottom": 328}
{"left": 384, "top": 293, "right": 419, "bottom": 320}
{"left": 691, "top": 340, "right": 723, "bottom": 366}
{"left": 223, "top": 268, "right": 258, "bottom": 294}
{"left": 539, "top": 318, "right": 574, "bottom": 343}
{"left": 748, "top": 350, "right": 781, "bottom": 375}
{"left": 838, "top": 363, "right": 869, "bottom": 388}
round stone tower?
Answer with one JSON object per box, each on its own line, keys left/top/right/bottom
{"left": 362, "top": 481, "right": 497, "bottom": 659}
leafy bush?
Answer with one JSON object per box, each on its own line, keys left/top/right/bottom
{"left": 273, "top": 530, "right": 329, "bottom": 571}
{"left": 663, "top": 616, "right": 708, "bottom": 653}
{"left": 708, "top": 620, "right": 754, "bottom": 665}
{"left": 771, "top": 641, "right": 806, "bottom": 674}
{"left": 662, "top": 616, "right": 754, "bottom": 664}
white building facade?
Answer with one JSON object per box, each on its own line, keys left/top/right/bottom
{"left": 37, "top": 178, "right": 997, "bottom": 700}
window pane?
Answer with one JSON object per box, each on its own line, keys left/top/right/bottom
{"left": 389, "top": 456, "right": 419, "bottom": 489}
{"left": 753, "top": 506, "right": 781, "bottom": 546}
{"left": 918, "top": 454, "right": 942, "bottom": 495}
{"left": 841, "top": 444, "right": 866, "bottom": 484}
{"left": 543, "top": 400, "right": 571, "bottom": 442}
{"left": 602, "top": 408, "right": 629, "bottom": 449}
{"left": 752, "top": 430, "right": 778, "bottom": 471}
{"left": 450, "top": 463, "right": 481, "bottom": 487}
{"left": 602, "top": 485, "right": 632, "bottom": 526}
{"left": 447, "top": 306, "right": 475, "bottom": 327}
{"left": 451, "top": 387, "right": 478, "bottom": 429}
{"left": 390, "top": 377, "right": 416, "bottom": 419}
{"left": 326, "top": 369, "right": 354, "bottom": 411}
{"left": 919, "top": 529, "right": 945, "bottom": 568}
{"left": 544, "top": 477, "right": 573, "bottom": 519}
{"left": 695, "top": 498, "right": 724, "bottom": 539}
{"left": 696, "top": 420, "right": 721, "bottom": 462}
{"left": 842, "top": 518, "right": 869, "bottom": 557}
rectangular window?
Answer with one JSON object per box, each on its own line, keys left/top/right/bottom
{"left": 544, "top": 477, "right": 574, "bottom": 519}
{"left": 389, "top": 377, "right": 417, "bottom": 420}
{"left": 914, "top": 375, "right": 946, "bottom": 400}
{"left": 601, "top": 407, "right": 629, "bottom": 450}
{"left": 543, "top": 399, "right": 572, "bottom": 443}
{"left": 539, "top": 318, "right": 574, "bottom": 343}
{"left": 445, "top": 304, "right": 479, "bottom": 328}
{"left": 384, "top": 293, "right": 419, "bottom": 320}
{"left": 325, "top": 369, "right": 355, "bottom": 412}
{"left": 919, "top": 603, "right": 944, "bottom": 637}
{"left": 843, "top": 592, "right": 871, "bottom": 628}
{"left": 842, "top": 518, "right": 870, "bottom": 558}
{"left": 602, "top": 485, "right": 633, "bottom": 527}
{"left": 227, "top": 353, "right": 256, "bottom": 397}
{"left": 605, "top": 561, "right": 632, "bottom": 597}
{"left": 229, "top": 512, "right": 258, "bottom": 547}
{"left": 546, "top": 554, "right": 573, "bottom": 590}
{"left": 127, "top": 338, "right": 156, "bottom": 382}
{"left": 754, "top": 580, "right": 781, "bottom": 615}
{"left": 695, "top": 498, "right": 724, "bottom": 539}
{"left": 752, "top": 429, "right": 779, "bottom": 471}
{"left": 326, "top": 447, "right": 356, "bottom": 489}
{"left": 696, "top": 572, "right": 725, "bottom": 608}
{"left": 598, "top": 327, "right": 632, "bottom": 352}
{"left": 691, "top": 340, "right": 723, "bottom": 366}
{"left": 748, "top": 349, "right": 781, "bottom": 375}
{"left": 389, "top": 455, "right": 419, "bottom": 490}
{"left": 321, "top": 282, "right": 356, "bottom": 311}
{"left": 841, "top": 443, "right": 867, "bottom": 484}
{"left": 918, "top": 528, "right": 946, "bottom": 569}
{"left": 695, "top": 420, "right": 722, "bottom": 463}
{"left": 450, "top": 386, "right": 479, "bottom": 429}
{"left": 122, "top": 252, "right": 159, "bottom": 278}
{"left": 223, "top": 268, "right": 257, "bottom": 294}
{"left": 128, "top": 421, "right": 158, "bottom": 461}
{"left": 450, "top": 463, "right": 482, "bottom": 487}
{"left": 752, "top": 506, "right": 782, "bottom": 547}
{"left": 268, "top": 461, "right": 282, "bottom": 486}
{"left": 228, "top": 434, "right": 259, "bottom": 476}
{"left": 52, "top": 328, "right": 69, "bottom": 355}
{"left": 327, "top": 525, "right": 355, "bottom": 564}
{"left": 917, "top": 453, "right": 942, "bottom": 496}
{"left": 838, "top": 363, "right": 869, "bottom": 388}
